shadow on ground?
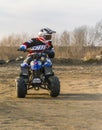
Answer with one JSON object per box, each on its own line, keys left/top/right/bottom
{"left": 25, "top": 93, "right": 102, "bottom": 101}
{"left": 59, "top": 93, "right": 102, "bottom": 101}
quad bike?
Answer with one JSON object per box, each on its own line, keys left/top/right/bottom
{"left": 15, "top": 49, "right": 60, "bottom": 98}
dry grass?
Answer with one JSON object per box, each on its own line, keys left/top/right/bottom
{"left": 54, "top": 46, "right": 102, "bottom": 59}
{"left": 0, "top": 46, "right": 26, "bottom": 60}
{"left": 0, "top": 46, "right": 102, "bottom": 61}
{"left": 0, "top": 33, "right": 102, "bottom": 60}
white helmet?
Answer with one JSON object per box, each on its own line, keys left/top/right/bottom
{"left": 38, "top": 28, "right": 56, "bottom": 37}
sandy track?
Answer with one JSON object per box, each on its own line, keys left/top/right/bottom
{"left": 0, "top": 63, "right": 102, "bottom": 130}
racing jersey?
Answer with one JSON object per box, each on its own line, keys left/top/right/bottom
{"left": 22, "top": 37, "right": 54, "bottom": 55}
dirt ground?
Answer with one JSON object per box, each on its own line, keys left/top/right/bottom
{"left": 0, "top": 62, "right": 102, "bottom": 130}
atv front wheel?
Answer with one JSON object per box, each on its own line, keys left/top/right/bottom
{"left": 16, "top": 77, "right": 27, "bottom": 98}
{"left": 47, "top": 76, "right": 60, "bottom": 97}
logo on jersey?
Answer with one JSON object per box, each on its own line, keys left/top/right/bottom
{"left": 31, "top": 45, "right": 46, "bottom": 51}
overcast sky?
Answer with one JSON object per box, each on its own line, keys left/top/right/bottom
{"left": 0, "top": 0, "right": 102, "bottom": 39}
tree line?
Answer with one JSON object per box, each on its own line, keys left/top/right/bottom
{"left": 0, "top": 19, "right": 102, "bottom": 47}
{"left": 53, "top": 19, "right": 102, "bottom": 47}
{"left": 0, "top": 20, "right": 102, "bottom": 60}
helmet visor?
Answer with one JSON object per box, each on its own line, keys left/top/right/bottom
{"left": 44, "top": 35, "right": 52, "bottom": 40}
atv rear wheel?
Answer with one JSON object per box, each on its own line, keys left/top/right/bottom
{"left": 47, "top": 76, "right": 60, "bottom": 97}
{"left": 16, "top": 77, "right": 27, "bottom": 98}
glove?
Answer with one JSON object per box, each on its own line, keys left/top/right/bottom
{"left": 19, "top": 45, "right": 26, "bottom": 51}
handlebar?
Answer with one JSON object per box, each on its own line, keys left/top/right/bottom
{"left": 17, "top": 49, "right": 29, "bottom": 52}
{"left": 17, "top": 48, "right": 47, "bottom": 58}
{"left": 17, "top": 48, "right": 48, "bottom": 53}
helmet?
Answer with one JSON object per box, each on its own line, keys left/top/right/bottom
{"left": 38, "top": 28, "right": 56, "bottom": 40}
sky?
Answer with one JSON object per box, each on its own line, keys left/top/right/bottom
{"left": 0, "top": 0, "right": 102, "bottom": 39}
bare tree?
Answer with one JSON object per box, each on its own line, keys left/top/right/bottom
{"left": 60, "top": 31, "right": 71, "bottom": 46}
{"left": 73, "top": 26, "right": 88, "bottom": 46}
{"left": 0, "top": 33, "right": 30, "bottom": 46}
{"left": 68, "top": 26, "right": 88, "bottom": 58}
{"left": 52, "top": 33, "right": 61, "bottom": 46}
{"left": 85, "top": 26, "right": 96, "bottom": 46}
{"left": 94, "top": 20, "right": 102, "bottom": 46}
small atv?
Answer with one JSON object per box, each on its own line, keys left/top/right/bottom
{"left": 15, "top": 50, "right": 60, "bottom": 98}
